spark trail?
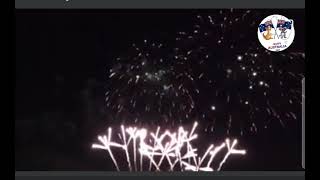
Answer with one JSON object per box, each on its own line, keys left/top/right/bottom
{"left": 92, "top": 121, "right": 246, "bottom": 171}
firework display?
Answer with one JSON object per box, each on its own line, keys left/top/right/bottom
{"left": 15, "top": 9, "right": 305, "bottom": 171}
{"left": 104, "top": 10, "right": 304, "bottom": 136}
{"left": 92, "top": 122, "right": 246, "bottom": 171}
{"left": 105, "top": 41, "right": 197, "bottom": 126}
{"left": 93, "top": 10, "right": 304, "bottom": 171}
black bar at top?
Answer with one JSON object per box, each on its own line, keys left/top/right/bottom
{"left": 15, "top": 0, "right": 305, "bottom": 9}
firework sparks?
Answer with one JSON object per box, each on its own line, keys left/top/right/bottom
{"left": 172, "top": 10, "right": 304, "bottom": 135}
{"left": 105, "top": 41, "right": 198, "bottom": 127}
{"left": 92, "top": 121, "right": 246, "bottom": 171}
{"left": 104, "top": 10, "right": 304, "bottom": 136}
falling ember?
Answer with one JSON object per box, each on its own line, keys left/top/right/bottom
{"left": 259, "top": 81, "right": 264, "bottom": 86}
{"left": 252, "top": 72, "right": 257, "bottom": 76}
{"left": 92, "top": 122, "right": 246, "bottom": 171}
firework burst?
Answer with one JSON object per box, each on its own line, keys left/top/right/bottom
{"left": 104, "top": 9, "right": 305, "bottom": 136}
{"left": 172, "top": 10, "right": 304, "bottom": 135}
{"left": 92, "top": 122, "right": 246, "bottom": 171}
{"left": 105, "top": 41, "right": 198, "bottom": 126}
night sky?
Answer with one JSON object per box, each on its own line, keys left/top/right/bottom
{"left": 15, "top": 9, "right": 305, "bottom": 171}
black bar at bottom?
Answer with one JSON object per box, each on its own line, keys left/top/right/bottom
{"left": 15, "top": 171, "right": 305, "bottom": 180}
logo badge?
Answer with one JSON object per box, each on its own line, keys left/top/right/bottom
{"left": 257, "top": 14, "right": 295, "bottom": 52}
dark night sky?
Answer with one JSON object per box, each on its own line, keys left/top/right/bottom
{"left": 15, "top": 10, "right": 304, "bottom": 171}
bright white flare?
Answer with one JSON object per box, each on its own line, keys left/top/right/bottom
{"left": 92, "top": 121, "right": 246, "bottom": 171}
